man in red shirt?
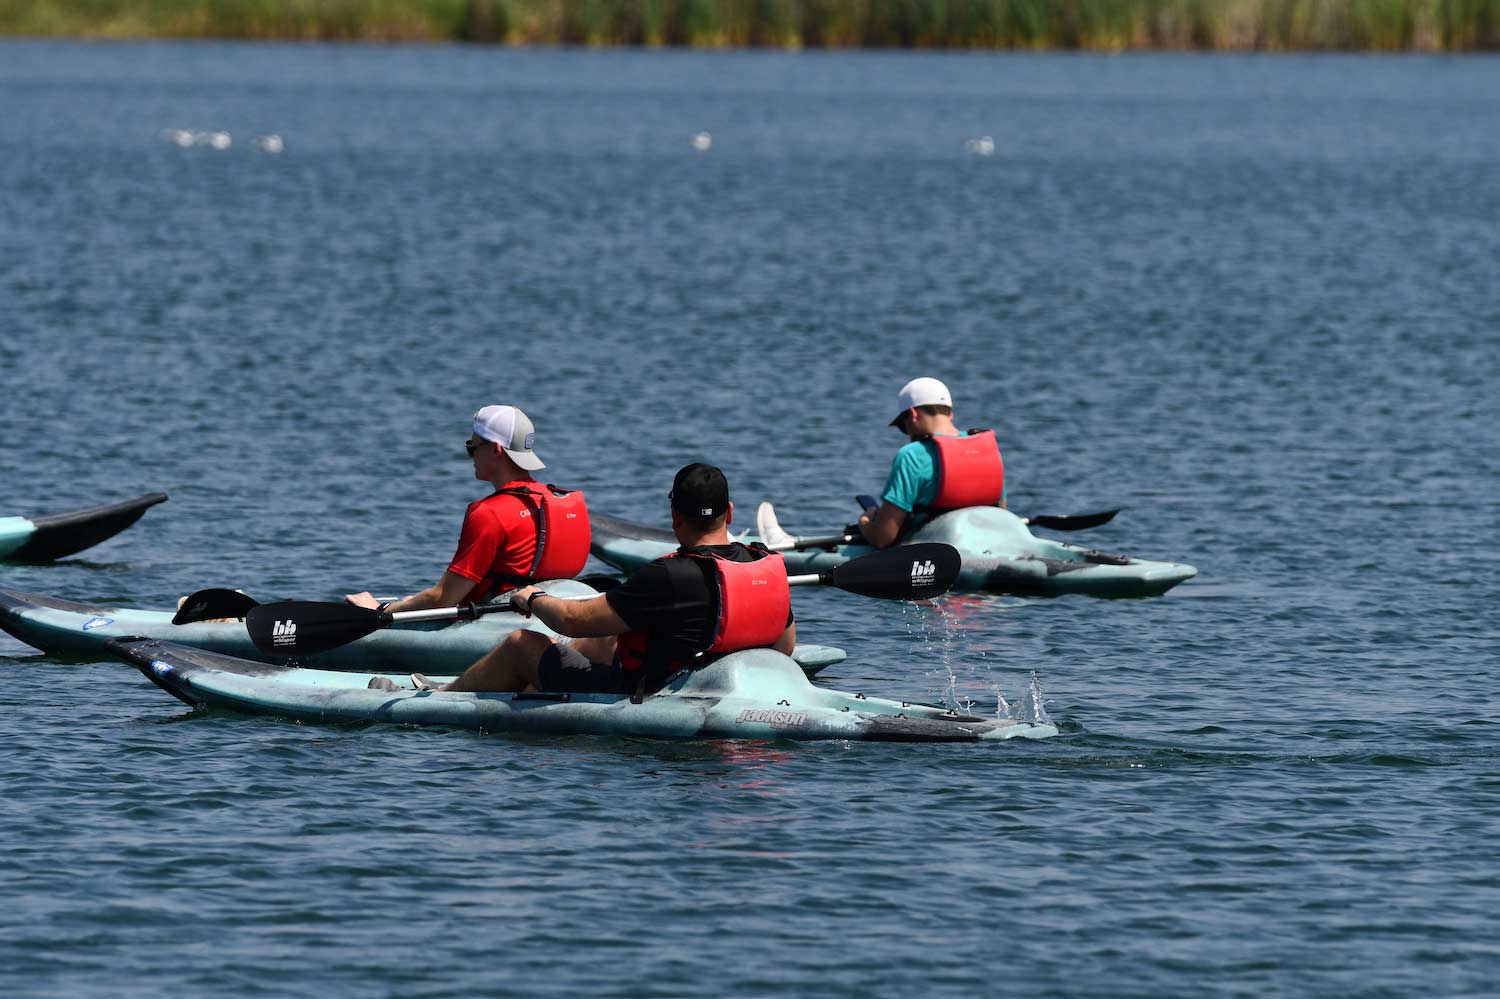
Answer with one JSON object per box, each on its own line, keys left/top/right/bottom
{"left": 345, "top": 404, "right": 589, "bottom": 614}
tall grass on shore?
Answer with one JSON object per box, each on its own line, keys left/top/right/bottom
{"left": 2, "top": 0, "right": 1497, "bottom": 49}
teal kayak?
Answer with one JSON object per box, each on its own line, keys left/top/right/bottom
{"left": 592, "top": 506, "right": 1197, "bottom": 599}
{"left": 0, "top": 581, "right": 846, "bottom": 676}
{"left": 111, "top": 637, "right": 1058, "bottom": 743}
{"left": 0, "top": 493, "right": 168, "bottom": 561}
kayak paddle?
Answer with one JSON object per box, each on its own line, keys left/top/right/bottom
{"left": 247, "top": 598, "right": 519, "bottom": 657}
{"left": 1021, "top": 509, "right": 1119, "bottom": 531}
{"left": 191, "top": 576, "right": 626, "bottom": 629}
{"left": 756, "top": 501, "right": 852, "bottom": 552}
{"left": 790, "top": 543, "right": 960, "bottom": 601}
{"left": 853, "top": 494, "right": 1119, "bottom": 532}
{"left": 247, "top": 544, "right": 961, "bottom": 656}
{"left": 759, "top": 498, "right": 1121, "bottom": 554}
{"left": 172, "top": 588, "right": 262, "bottom": 625}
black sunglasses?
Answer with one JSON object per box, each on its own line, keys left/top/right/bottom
{"left": 465, "top": 439, "right": 493, "bottom": 456}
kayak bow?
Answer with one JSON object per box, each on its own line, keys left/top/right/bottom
{"left": 0, "top": 493, "right": 168, "bottom": 561}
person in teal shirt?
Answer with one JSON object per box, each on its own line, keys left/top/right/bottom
{"left": 859, "top": 377, "right": 1006, "bottom": 548}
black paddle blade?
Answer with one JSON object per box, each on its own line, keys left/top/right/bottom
{"left": 172, "top": 588, "right": 261, "bottom": 625}
{"left": 854, "top": 494, "right": 880, "bottom": 512}
{"left": 824, "top": 543, "right": 961, "bottom": 600}
{"left": 245, "top": 601, "right": 385, "bottom": 656}
{"left": 1025, "top": 509, "right": 1120, "bottom": 532}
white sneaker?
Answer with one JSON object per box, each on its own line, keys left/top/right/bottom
{"left": 756, "top": 501, "right": 795, "bottom": 548}
{"left": 367, "top": 676, "right": 399, "bottom": 691}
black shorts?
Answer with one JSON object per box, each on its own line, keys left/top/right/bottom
{"left": 537, "top": 642, "right": 634, "bottom": 695}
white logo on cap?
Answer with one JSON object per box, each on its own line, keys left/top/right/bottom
{"left": 523, "top": 432, "right": 535, "bottom": 450}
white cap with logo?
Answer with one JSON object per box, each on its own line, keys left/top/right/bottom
{"left": 473, "top": 405, "right": 545, "bottom": 471}
{"left": 890, "top": 377, "right": 953, "bottom": 426}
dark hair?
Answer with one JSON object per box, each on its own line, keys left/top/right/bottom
{"left": 897, "top": 404, "right": 952, "bottom": 432}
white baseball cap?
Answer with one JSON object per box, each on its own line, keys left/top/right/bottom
{"left": 890, "top": 377, "right": 953, "bottom": 426}
{"left": 472, "top": 405, "right": 545, "bottom": 470}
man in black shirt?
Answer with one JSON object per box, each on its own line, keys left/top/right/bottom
{"left": 410, "top": 463, "right": 795, "bottom": 695}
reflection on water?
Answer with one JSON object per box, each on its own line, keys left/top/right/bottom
{"left": 2, "top": 42, "right": 1499, "bottom": 999}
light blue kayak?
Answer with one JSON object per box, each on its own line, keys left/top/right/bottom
{"left": 112, "top": 637, "right": 1058, "bottom": 743}
{"left": 592, "top": 506, "right": 1196, "bottom": 598}
{"left": 0, "top": 493, "right": 168, "bottom": 561}
{"left": 0, "top": 580, "right": 846, "bottom": 676}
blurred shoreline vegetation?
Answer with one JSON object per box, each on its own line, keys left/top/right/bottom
{"left": 1, "top": 0, "right": 1497, "bottom": 49}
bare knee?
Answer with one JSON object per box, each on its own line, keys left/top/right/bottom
{"left": 571, "top": 635, "right": 617, "bottom": 663}
{"left": 502, "top": 630, "right": 553, "bottom": 655}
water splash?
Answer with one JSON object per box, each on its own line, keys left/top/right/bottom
{"left": 1016, "top": 672, "right": 1052, "bottom": 726}
{"left": 993, "top": 685, "right": 1011, "bottom": 720}
{"left": 915, "top": 598, "right": 973, "bottom": 713}
{"left": 895, "top": 597, "right": 1049, "bottom": 722}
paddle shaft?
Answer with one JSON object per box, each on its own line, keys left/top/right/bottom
{"left": 768, "top": 533, "right": 853, "bottom": 552}
{"left": 385, "top": 600, "right": 513, "bottom": 625}
{"left": 767, "top": 506, "right": 1119, "bottom": 555}
{"left": 248, "top": 544, "right": 957, "bottom": 657}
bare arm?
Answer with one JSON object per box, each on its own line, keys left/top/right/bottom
{"left": 856, "top": 502, "right": 909, "bottom": 549}
{"left": 520, "top": 590, "right": 629, "bottom": 639}
{"left": 346, "top": 570, "right": 477, "bottom": 613}
{"left": 773, "top": 621, "right": 797, "bottom": 656}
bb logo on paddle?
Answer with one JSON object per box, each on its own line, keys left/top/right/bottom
{"left": 271, "top": 620, "right": 297, "bottom": 646}
{"left": 910, "top": 560, "right": 937, "bottom": 585}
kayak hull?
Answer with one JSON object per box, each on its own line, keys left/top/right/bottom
{"left": 0, "top": 493, "right": 168, "bottom": 561}
{"left": 110, "top": 638, "right": 1057, "bottom": 744}
{"left": 0, "top": 582, "right": 846, "bottom": 676}
{"left": 591, "top": 507, "right": 1196, "bottom": 598}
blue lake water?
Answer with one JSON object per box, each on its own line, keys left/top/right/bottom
{"left": 2, "top": 40, "right": 1499, "bottom": 997}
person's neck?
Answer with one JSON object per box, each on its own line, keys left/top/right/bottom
{"left": 489, "top": 465, "right": 535, "bottom": 491}
{"left": 676, "top": 527, "right": 731, "bottom": 548}
{"left": 914, "top": 416, "right": 961, "bottom": 439}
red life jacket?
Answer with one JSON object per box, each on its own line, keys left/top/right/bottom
{"left": 927, "top": 429, "right": 1005, "bottom": 511}
{"left": 486, "top": 483, "right": 591, "bottom": 590}
{"left": 616, "top": 546, "right": 791, "bottom": 675}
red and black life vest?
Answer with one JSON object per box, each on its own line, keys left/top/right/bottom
{"left": 923, "top": 429, "right": 1005, "bottom": 512}
{"left": 484, "top": 483, "right": 591, "bottom": 592}
{"left": 616, "top": 546, "right": 791, "bottom": 675}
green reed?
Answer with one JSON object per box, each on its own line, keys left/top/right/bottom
{"left": 1, "top": 0, "right": 1496, "bottom": 48}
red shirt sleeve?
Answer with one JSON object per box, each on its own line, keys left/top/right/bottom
{"left": 447, "top": 501, "right": 507, "bottom": 583}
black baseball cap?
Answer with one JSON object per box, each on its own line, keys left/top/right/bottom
{"left": 669, "top": 463, "right": 730, "bottom": 519}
